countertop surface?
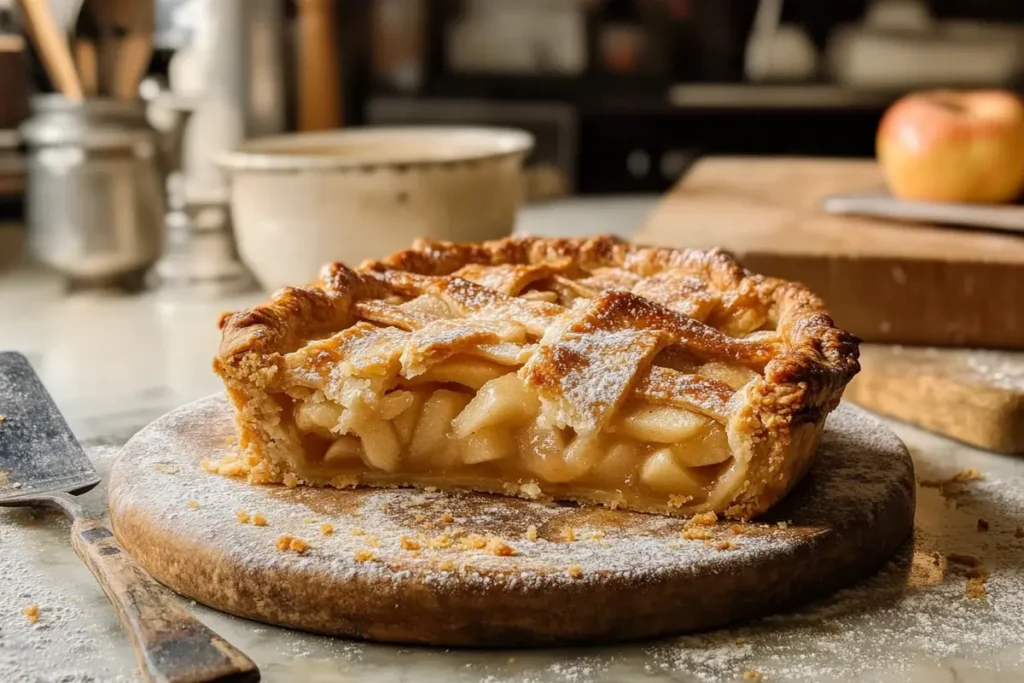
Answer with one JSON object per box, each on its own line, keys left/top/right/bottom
{"left": 1, "top": 198, "right": 1023, "bottom": 682}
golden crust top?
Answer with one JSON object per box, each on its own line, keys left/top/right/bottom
{"left": 217, "top": 235, "right": 859, "bottom": 419}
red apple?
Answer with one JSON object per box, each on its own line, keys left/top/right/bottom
{"left": 876, "top": 90, "right": 1024, "bottom": 203}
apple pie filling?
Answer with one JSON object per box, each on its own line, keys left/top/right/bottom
{"left": 277, "top": 351, "right": 758, "bottom": 509}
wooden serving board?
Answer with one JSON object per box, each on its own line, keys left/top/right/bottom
{"left": 108, "top": 396, "right": 915, "bottom": 647}
{"left": 635, "top": 157, "right": 1024, "bottom": 349}
{"left": 849, "top": 345, "right": 1024, "bottom": 454}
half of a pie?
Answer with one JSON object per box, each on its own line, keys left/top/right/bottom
{"left": 214, "top": 236, "right": 859, "bottom": 519}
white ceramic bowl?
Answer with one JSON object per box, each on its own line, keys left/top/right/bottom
{"left": 218, "top": 126, "right": 534, "bottom": 291}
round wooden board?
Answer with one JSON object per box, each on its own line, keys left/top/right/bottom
{"left": 109, "top": 396, "right": 915, "bottom": 647}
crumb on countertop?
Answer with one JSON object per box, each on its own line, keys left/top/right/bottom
{"left": 730, "top": 524, "right": 744, "bottom": 535}
{"left": 21, "top": 604, "right": 38, "bottom": 624}
{"left": 437, "top": 559, "right": 456, "bottom": 571}
{"left": 282, "top": 473, "right": 298, "bottom": 488}
{"left": 440, "top": 512, "right": 454, "bottom": 524}
{"left": 567, "top": 564, "right": 583, "bottom": 579}
{"left": 560, "top": 526, "right": 577, "bottom": 542}
{"left": 742, "top": 670, "right": 763, "bottom": 681}
{"left": 235, "top": 509, "right": 251, "bottom": 524}
{"left": 682, "top": 528, "right": 711, "bottom": 541}
{"left": 319, "top": 523, "right": 334, "bottom": 536}
{"left": 400, "top": 535, "right": 421, "bottom": 551}
{"left": 777, "top": 521, "right": 788, "bottom": 529}
{"left": 525, "top": 524, "right": 538, "bottom": 542}
{"left": 187, "top": 499, "right": 199, "bottom": 510}
{"left": 251, "top": 513, "right": 268, "bottom": 527}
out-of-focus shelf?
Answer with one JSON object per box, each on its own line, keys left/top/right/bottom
{"left": 667, "top": 83, "right": 898, "bottom": 110}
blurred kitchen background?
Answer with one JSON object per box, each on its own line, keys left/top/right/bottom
{"left": 1, "top": 0, "right": 1023, "bottom": 288}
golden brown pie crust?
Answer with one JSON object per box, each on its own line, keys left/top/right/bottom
{"left": 215, "top": 235, "right": 859, "bottom": 519}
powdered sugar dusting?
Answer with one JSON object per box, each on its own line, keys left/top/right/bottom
{"left": 109, "top": 396, "right": 913, "bottom": 650}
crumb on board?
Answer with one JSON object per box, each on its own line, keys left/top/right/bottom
{"left": 519, "top": 482, "right": 542, "bottom": 499}
{"left": 715, "top": 541, "right": 736, "bottom": 551}
{"left": 425, "top": 534, "right": 452, "bottom": 549}
{"left": 730, "top": 524, "right": 744, "bottom": 535}
{"left": 966, "top": 575, "right": 988, "bottom": 599}
{"left": 560, "top": 526, "right": 577, "bottom": 542}
{"left": 525, "top": 524, "right": 538, "bottom": 541}
{"left": 319, "top": 523, "right": 334, "bottom": 536}
{"left": 187, "top": 500, "right": 199, "bottom": 510}
{"left": 275, "top": 535, "right": 309, "bottom": 554}
{"left": 235, "top": 510, "right": 251, "bottom": 524}
{"left": 21, "top": 604, "right": 38, "bottom": 624}
{"left": 440, "top": 512, "right": 454, "bottom": 524}
{"left": 251, "top": 513, "right": 268, "bottom": 527}
{"left": 742, "top": 670, "right": 763, "bottom": 681}
{"left": 400, "top": 535, "right": 421, "bottom": 551}
{"left": 686, "top": 511, "right": 718, "bottom": 527}
{"left": 461, "top": 534, "right": 488, "bottom": 550}
{"left": 977, "top": 518, "right": 990, "bottom": 532}
{"left": 682, "top": 528, "right": 711, "bottom": 541}
{"left": 364, "top": 535, "right": 381, "bottom": 548}
{"left": 485, "top": 537, "right": 517, "bottom": 557}
{"left": 354, "top": 549, "right": 377, "bottom": 562}
{"left": 282, "top": 473, "right": 298, "bottom": 488}
{"left": 567, "top": 564, "right": 583, "bottom": 579}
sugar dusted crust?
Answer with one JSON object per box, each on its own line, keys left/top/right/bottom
{"left": 215, "top": 235, "right": 859, "bottom": 520}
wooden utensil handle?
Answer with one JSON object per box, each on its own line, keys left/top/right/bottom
{"left": 70, "top": 516, "right": 259, "bottom": 683}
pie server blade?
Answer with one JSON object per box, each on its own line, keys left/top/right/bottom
{"left": 0, "top": 351, "right": 100, "bottom": 501}
{"left": 0, "top": 351, "right": 260, "bottom": 683}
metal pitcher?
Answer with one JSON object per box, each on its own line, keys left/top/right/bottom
{"left": 19, "top": 95, "right": 187, "bottom": 289}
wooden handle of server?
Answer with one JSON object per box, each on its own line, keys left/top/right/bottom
{"left": 70, "top": 516, "right": 260, "bottom": 683}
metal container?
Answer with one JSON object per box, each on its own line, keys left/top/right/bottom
{"left": 20, "top": 95, "right": 165, "bottom": 287}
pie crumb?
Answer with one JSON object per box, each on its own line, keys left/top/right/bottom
{"left": 414, "top": 514, "right": 427, "bottom": 523}
{"left": 425, "top": 534, "right": 452, "bottom": 549}
{"left": 319, "top": 523, "right": 334, "bottom": 536}
{"left": 966, "top": 575, "right": 988, "bottom": 599}
{"left": 777, "top": 521, "right": 788, "bottom": 529}
{"left": 440, "top": 512, "right": 454, "bottom": 524}
{"left": 519, "top": 482, "right": 542, "bottom": 499}
{"left": 591, "top": 530, "right": 606, "bottom": 540}
{"left": 668, "top": 494, "right": 693, "bottom": 508}
{"left": 187, "top": 500, "right": 199, "bottom": 510}
{"left": 235, "top": 510, "right": 251, "bottom": 524}
{"left": 485, "top": 537, "right": 517, "bottom": 556}
{"left": 283, "top": 473, "right": 298, "bottom": 488}
{"left": 437, "top": 560, "right": 456, "bottom": 571}
{"left": 567, "top": 564, "right": 583, "bottom": 579}
{"left": 400, "top": 536, "right": 421, "bottom": 551}
{"left": 251, "top": 513, "right": 268, "bottom": 527}
{"left": 977, "top": 518, "right": 990, "bottom": 532}
{"left": 742, "top": 670, "right": 763, "bottom": 681}
{"left": 461, "top": 534, "right": 488, "bottom": 550}
{"left": 21, "top": 604, "right": 38, "bottom": 624}
{"left": 288, "top": 538, "right": 309, "bottom": 553}
{"left": 682, "top": 528, "right": 711, "bottom": 541}
{"left": 560, "top": 526, "right": 577, "bottom": 542}
{"left": 525, "top": 524, "right": 538, "bottom": 541}
{"left": 354, "top": 549, "right": 377, "bottom": 562}
{"left": 364, "top": 535, "right": 381, "bottom": 548}
{"left": 687, "top": 512, "right": 718, "bottom": 527}
{"left": 715, "top": 541, "right": 735, "bottom": 551}
{"left": 350, "top": 527, "right": 365, "bottom": 536}
{"left": 303, "top": 517, "right": 316, "bottom": 524}
{"left": 730, "top": 524, "right": 744, "bottom": 535}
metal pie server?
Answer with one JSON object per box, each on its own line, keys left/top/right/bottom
{"left": 0, "top": 351, "right": 259, "bottom": 683}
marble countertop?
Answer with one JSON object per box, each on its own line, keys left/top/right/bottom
{"left": 1, "top": 198, "right": 1023, "bottom": 683}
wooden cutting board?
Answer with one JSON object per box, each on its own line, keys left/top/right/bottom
{"left": 108, "top": 395, "right": 914, "bottom": 647}
{"left": 635, "top": 157, "right": 1024, "bottom": 349}
{"left": 848, "top": 345, "right": 1024, "bottom": 454}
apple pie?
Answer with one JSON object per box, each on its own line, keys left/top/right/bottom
{"left": 214, "top": 236, "right": 859, "bottom": 519}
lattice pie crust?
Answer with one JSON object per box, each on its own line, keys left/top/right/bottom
{"left": 215, "top": 236, "right": 859, "bottom": 519}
